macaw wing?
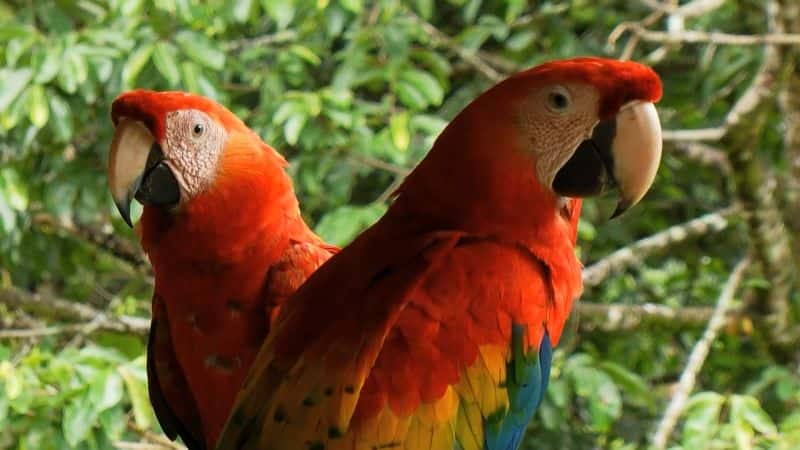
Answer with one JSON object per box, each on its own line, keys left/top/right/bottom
{"left": 147, "top": 297, "right": 205, "bottom": 450}
{"left": 216, "top": 230, "right": 464, "bottom": 450}
{"left": 217, "top": 234, "right": 567, "bottom": 450}
{"left": 341, "top": 238, "right": 561, "bottom": 450}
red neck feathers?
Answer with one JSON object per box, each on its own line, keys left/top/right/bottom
{"left": 389, "top": 81, "right": 584, "bottom": 340}
{"left": 137, "top": 132, "right": 308, "bottom": 266}
{"left": 391, "top": 85, "right": 581, "bottom": 252}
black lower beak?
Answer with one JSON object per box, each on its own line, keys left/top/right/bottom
{"left": 552, "top": 118, "right": 626, "bottom": 218}
{"left": 114, "top": 144, "right": 180, "bottom": 227}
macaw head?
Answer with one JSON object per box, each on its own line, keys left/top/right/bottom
{"left": 405, "top": 57, "right": 663, "bottom": 231}
{"left": 483, "top": 57, "right": 663, "bottom": 217}
{"left": 107, "top": 90, "right": 287, "bottom": 227}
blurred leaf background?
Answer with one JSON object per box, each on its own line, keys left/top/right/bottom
{"left": 1, "top": 0, "right": 799, "bottom": 449}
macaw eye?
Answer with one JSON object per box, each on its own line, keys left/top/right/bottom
{"left": 192, "top": 123, "right": 205, "bottom": 137}
{"left": 546, "top": 86, "right": 572, "bottom": 113}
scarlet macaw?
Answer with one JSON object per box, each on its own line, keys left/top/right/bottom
{"left": 107, "top": 91, "right": 337, "bottom": 449}
{"left": 216, "top": 57, "right": 663, "bottom": 450}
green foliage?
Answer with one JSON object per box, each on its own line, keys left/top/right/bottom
{"left": 0, "top": 0, "right": 796, "bottom": 449}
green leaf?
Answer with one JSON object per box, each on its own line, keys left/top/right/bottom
{"left": 414, "top": 0, "right": 434, "bottom": 19}
{"left": 0, "top": 69, "right": 33, "bottom": 111}
{"left": 263, "top": 0, "right": 296, "bottom": 29}
{"left": 506, "top": 30, "right": 536, "bottom": 51}
{"left": 121, "top": 44, "right": 154, "bottom": 88}
{"left": 175, "top": 31, "right": 225, "bottom": 71}
{"left": 571, "top": 365, "right": 622, "bottom": 432}
{"left": 389, "top": 112, "right": 410, "bottom": 151}
{"left": 598, "top": 361, "right": 653, "bottom": 407}
{"left": 682, "top": 391, "right": 724, "bottom": 449}
{"left": 290, "top": 45, "right": 321, "bottom": 66}
{"left": 26, "top": 85, "right": 49, "bottom": 128}
{"left": 505, "top": 0, "right": 525, "bottom": 23}
{"left": 400, "top": 69, "right": 444, "bottom": 106}
{"left": 48, "top": 93, "right": 72, "bottom": 141}
{"left": 89, "top": 370, "right": 123, "bottom": 413}
{"left": 315, "top": 203, "right": 387, "bottom": 246}
{"left": 119, "top": 361, "right": 152, "bottom": 429}
{"left": 32, "top": 46, "right": 61, "bottom": 83}
{"left": 180, "top": 62, "right": 200, "bottom": 92}
{"left": 152, "top": 42, "right": 180, "bottom": 85}
{"left": 338, "top": 0, "right": 362, "bottom": 13}
{"left": 396, "top": 80, "right": 427, "bottom": 109}
{"left": 730, "top": 395, "right": 778, "bottom": 438}
{"left": 284, "top": 114, "right": 306, "bottom": 145}
{"left": 231, "top": 0, "right": 255, "bottom": 22}
{"left": 62, "top": 395, "right": 95, "bottom": 447}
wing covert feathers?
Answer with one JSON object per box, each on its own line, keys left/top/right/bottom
{"left": 217, "top": 234, "right": 576, "bottom": 450}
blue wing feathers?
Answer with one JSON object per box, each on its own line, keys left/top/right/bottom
{"left": 482, "top": 326, "right": 553, "bottom": 450}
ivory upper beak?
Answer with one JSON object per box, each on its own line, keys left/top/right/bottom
{"left": 107, "top": 118, "right": 154, "bottom": 227}
{"left": 610, "top": 101, "right": 662, "bottom": 217}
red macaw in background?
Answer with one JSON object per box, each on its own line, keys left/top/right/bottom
{"left": 216, "top": 57, "right": 663, "bottom": 450}
{"left": 106, "top": 91, "right": 338, "bottom": 449}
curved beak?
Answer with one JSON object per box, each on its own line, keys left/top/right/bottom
{"left": 107, "top": 118, "right": 180, "bottom": 227}
{"left": 552, "top": 101, "right": 662, "bottom": 218}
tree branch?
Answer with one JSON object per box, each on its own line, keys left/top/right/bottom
{"left": 582, "top": 207, "right": 738, "bottom": 288}
{"left": 721, "top": 1, "right": 797, "bottom": 350}
{"left": 224, "top": 30, "right": 298, "bottom": 51}
{"left": 575, "top": 302, "right": 728, "bottom": 332}
{"left": 651, "top": 258, "right": 750, "bottom": 449}
{"left": 405, "top": 10, "right": 504, "bottom": 82}
{"left": 620, "top": 22, "right": 800, "bottom": 45}
{"left": 31, "top": 213, "right": 149, "bottom": 272}
{"left": 669, "top": 142, "right": 732, "bottom": 173}
{"left": 0, "top": 285, "right": 149, "bottom": 336}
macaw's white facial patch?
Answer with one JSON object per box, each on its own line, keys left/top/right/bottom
{"left": 163, "top": 109, "right": 228, "bottom": 200}
{"left": 516, "top": 83, "right": 601, "bottom": 190}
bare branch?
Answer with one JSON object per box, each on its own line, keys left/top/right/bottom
{"left": 721, "top": 1, "right": 797, "bottom": 350}
{"left": 31, "top": 213, "right": 149, "bottom": 272}
{"left": 0, "top": 324, "right": 89, "bottom": 339}
{"left": 651, "top": 258, "right": 750, "bottom": 449}
{"left": 640, "top": 0, "right": 726, "bottom": 18}
{"left": 621, "top": 22, "right": 800, "bottom": 45}
{"left": 575, "top": 302, "right": 731, "bottom": 332}
{"left": 224, "top": 30, "right": 297, "bottom": 51}
{"left": 669, "top": 142, "right": 732, "bottom": 173}
{"left": 662, "top": 128, "right": 726, "bottom": 142}
{"left": 582, "top": 207, "right": 738, "bottom": 288}
{"left": 0, "top": 285, "right": 149, "bottom": 336}
{"left": 123, "top": 418, "right": 187, "bottom": 450}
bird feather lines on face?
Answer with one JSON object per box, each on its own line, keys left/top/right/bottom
{"left": 164, "top": 109, "right": 229, "bottom": 200}
{"left": 517, "top": 83, "right": 601, "bottom": 192}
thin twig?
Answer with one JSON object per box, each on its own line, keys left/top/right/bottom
{"left": 405, "top": 10, "right": 504, "bottom": 82}
{"left": 0, "top": 285, "right": 149, "bottom": 336}
{"left": 224, "top": 30, "right": 298, "bottom": 51}
{"left": 0, "top": 324, "right": 87, "bottom": 339}
{"left": 31, "top": 213, "right": 149, "bottom": 272}
{"left": 651, "top": 258, "right": 750, "bottom": 449}
{"left": 669, "top": 142, "right": 732, "bottom": 172}
{"left": 640, "top": 0, "right": 726, "bottom": 17}
{"left": 575, "top": 302, "right": 730, "bottom": 332}
{"left": 582, "top": 207, "right": 738, "bottom": 288}
{"left": 622, "top": 23, "right": 800, "bottom": 45}
{"left": 662, "top": 127, "right": 727, "bottom": 142}
{"left": 125, "top": 419, "right": 187, "bottom": 450}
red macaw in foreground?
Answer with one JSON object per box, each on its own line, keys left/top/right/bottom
{"left": 216, "top": 57, "right": 663, "bottom": 450}
{"left": 106, "top": 91, "right": 337, "bottom": 449}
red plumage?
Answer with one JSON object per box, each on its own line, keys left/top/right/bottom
{"left": 110, "top": 91, "right": 337, "bottom": 449}
{"left": 217, "top": 57, "right": 662, "bottom": 450}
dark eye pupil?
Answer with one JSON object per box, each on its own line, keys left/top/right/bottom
{"left": 193, "top": 124, "right": 204, "bottom": 135}
{"left": 551, "top": 93, "right": 568, "bottom": 109}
